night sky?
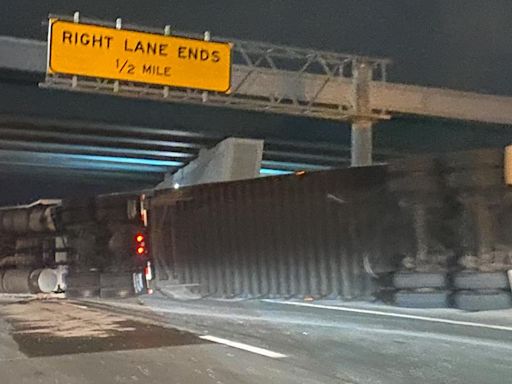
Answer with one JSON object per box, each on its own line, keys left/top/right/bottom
{"left": 1, "top": 0, "right": 512, "bottom": 204}
{"left": 2, "top": 0, "right": 512, "bottom": 95}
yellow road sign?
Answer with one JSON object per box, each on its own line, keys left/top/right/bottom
{"left": 48, "top": 19, "right": 232, "bottom": 92}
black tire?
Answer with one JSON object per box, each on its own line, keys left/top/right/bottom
{"left": 99, "top": 287, "right": 134, "bottom": 299}
{"left": 393, "top": 272, "right": 447, "bottom": 289}
{"left": 100, "top": 272, "right": 134, "bottom": 288}
{"left": 66, "top": 272, "right": 100, "bottom": 288}
{"left": 453, "top": 271, "right": 510, "bottom": 290}
{"left": 394, "top": 290, "right": 450, "bottom": 308}
{"left": 453, "top": 290, "right": 512, "bottom": 311}
{"left": 65, "top": 287, "right": 100, "bottom": 298}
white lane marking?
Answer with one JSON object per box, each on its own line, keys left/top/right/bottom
{"left": 200, "top": 335, "right": 287, "bottom": 358}
{"left": 266, "top": 300, "right": 512, "bottom": 332}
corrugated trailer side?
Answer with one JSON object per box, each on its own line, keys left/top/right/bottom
{"left": 149, "top": 165, "right": 397, "bottom": 299}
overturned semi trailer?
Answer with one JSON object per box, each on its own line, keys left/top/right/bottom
{"left": 149, "top": 165, "right": 398, "bottom": 299}
{"left": 149, "top": 148, "right": 512, "bottom": 309}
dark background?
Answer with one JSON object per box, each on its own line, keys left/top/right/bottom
{"left": 2, "top": 0, "right": 512, "bottom": 95}
{"left": 1, "top": 1, "right": 512, "bottom": 204}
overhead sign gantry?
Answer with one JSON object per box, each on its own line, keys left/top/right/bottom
{"left": 42, "top": 12, "right": 392, "bottom": 167}
{"left": 1, "top": 18, "right": 512, "bottom": 176}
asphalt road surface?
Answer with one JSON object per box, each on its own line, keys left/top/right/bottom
{"left": 0, "top": 295, "right": 511, "bottom": 384}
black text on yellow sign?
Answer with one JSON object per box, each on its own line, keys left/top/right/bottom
{"left": 48, "top": 19, "right": 232, "bottom": 92}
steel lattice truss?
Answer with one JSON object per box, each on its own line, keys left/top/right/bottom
{"left": 41, "top": 15, "right": 391, "bottom": 121}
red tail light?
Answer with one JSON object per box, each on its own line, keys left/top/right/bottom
{"left": 135, "top": 232, "right": 146, "bottom": 256}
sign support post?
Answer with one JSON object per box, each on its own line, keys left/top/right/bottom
{"left": 351, "top": 59, "right": 374, "bottom": 167}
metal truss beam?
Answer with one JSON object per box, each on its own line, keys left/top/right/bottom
{"left": 2, "top": 36, "right": 511, "bottom": 125}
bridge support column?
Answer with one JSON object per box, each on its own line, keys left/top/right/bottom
{"left": 351, "top": 59, "right": 374, "bottom": 167}
{"left": 351, "top": 119, "right": 373, "bottom": 167}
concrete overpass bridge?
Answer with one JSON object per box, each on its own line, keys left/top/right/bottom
{"left": 1, "top": 34, "right": 512, "bottom": 203}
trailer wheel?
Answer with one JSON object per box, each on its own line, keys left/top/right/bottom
{"left": 394, "top": 290, "right": 450, "bottom": 308}
{"left": 453, "top": 290, "right": 512, "bottom": 311}
{"left": 453, "top": 272, "right": 510, "bottom": 290}
{"left": 393, "top": 272, "right": 447, "bottom": 289}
